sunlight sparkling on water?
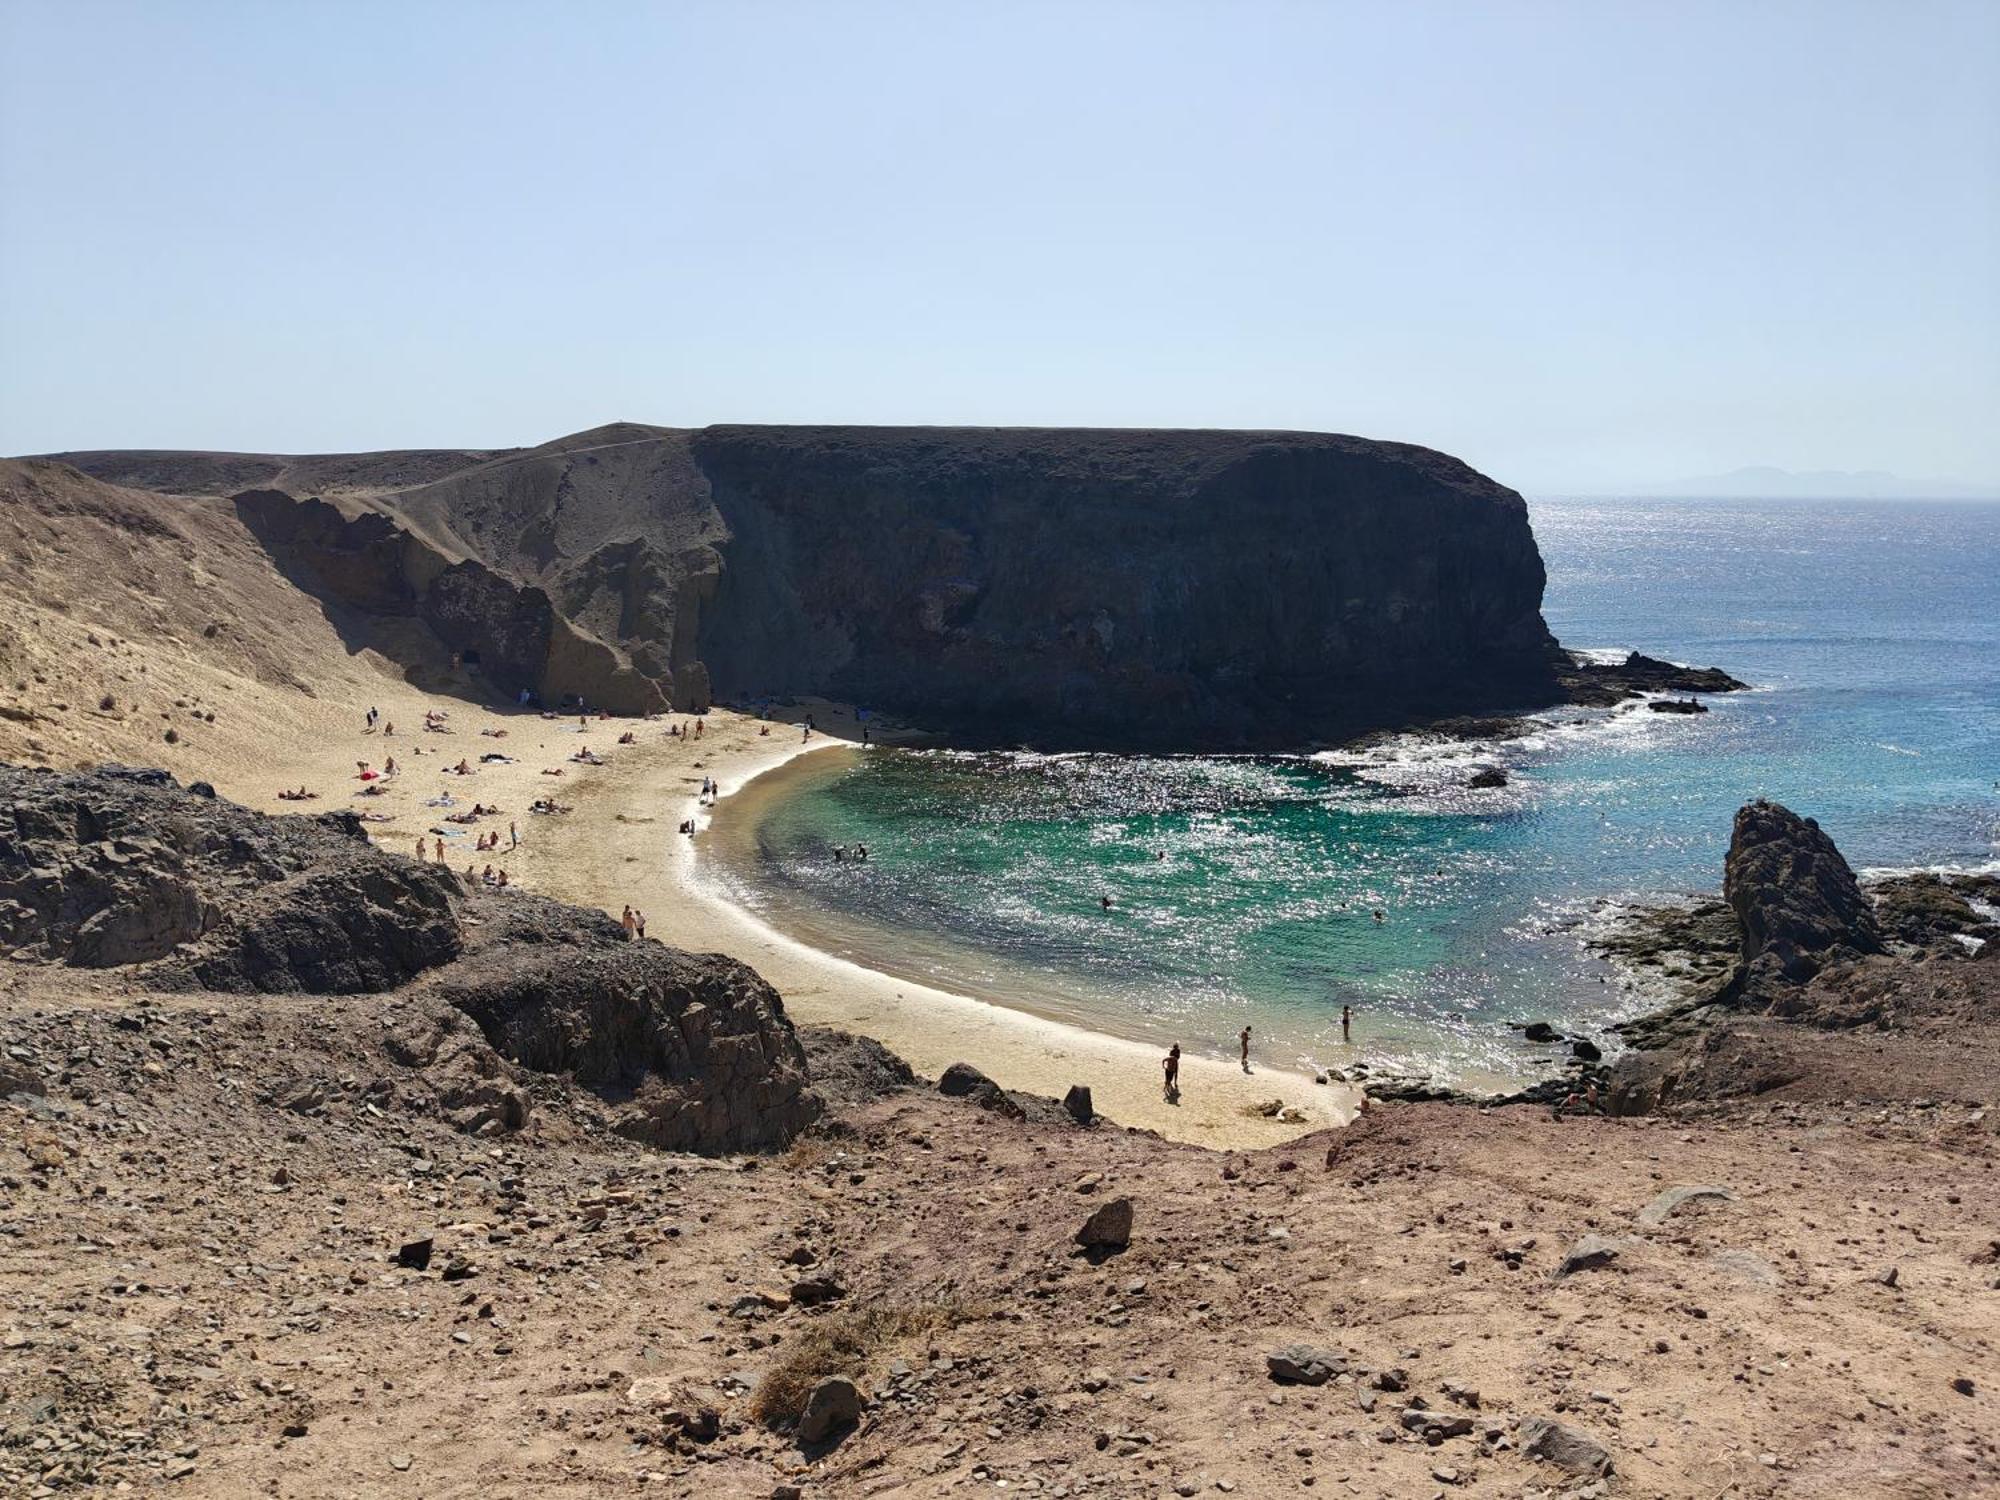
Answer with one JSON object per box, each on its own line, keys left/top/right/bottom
{"left": 710, "top": 498, "right": 2000, "bottom": 1089}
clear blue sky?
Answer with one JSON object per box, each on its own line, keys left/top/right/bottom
{"left": 2, "top": 0, "right": 1995, "bottom": 492}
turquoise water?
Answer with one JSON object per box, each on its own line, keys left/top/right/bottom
{"left": 714, "top": 498, "right": 2000, "bottom": 1085}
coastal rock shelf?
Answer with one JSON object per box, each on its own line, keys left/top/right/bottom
{"left": 54, "top": 424, "right": 1620, "bottom": 750}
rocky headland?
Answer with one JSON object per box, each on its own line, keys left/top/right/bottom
{"left": 40, "top": 427, "right": 1740, "bottom": 749}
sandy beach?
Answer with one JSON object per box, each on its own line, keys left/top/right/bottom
{"left": 0, "top": 625, "right": 1352, "bottom": 1143}
{"left": 505, "top": 704, "right": 1359, "bottom": 1146}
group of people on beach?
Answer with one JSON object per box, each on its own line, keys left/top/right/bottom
{"left": 469, "top": 823, "right": 516, "bottom": 852}
{"left": 621, "top": 905, "right": 649, "bottom": 941}
{"left": 1160, "top": 1004, "right": 1359, "bottom": 1102}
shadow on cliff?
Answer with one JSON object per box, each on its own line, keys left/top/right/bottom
{"left": 232, "top": 489, "right": 478, "bottom": 698}
{"left": 232, "top": 488, "right": 670, "bottom": 714}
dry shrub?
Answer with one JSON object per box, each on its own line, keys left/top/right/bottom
{"left": 782, "top": 1133, "right": 833, "bottom": 1173}
{"left": 749, "top": 1299, "right": 980, "bottom": 1429}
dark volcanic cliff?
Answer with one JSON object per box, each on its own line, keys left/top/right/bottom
{"left": 52, "top": 424, "right": 1569, "bottom": 748}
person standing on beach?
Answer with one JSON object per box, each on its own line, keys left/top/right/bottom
{"left": 509, "top": 821, "right": 518, "bottom": 849}
{"left": 1162, "top": 1043, "right": 1181, "bottom": 1099}
{"left": 621, "top": 905, "right": 637, "bottom": 941}
{"left": 1240, "top": 1025, "right": 1252, "bottom": 1071}
{"left": 1342, "top": 1004, "right": 1353, "bottom": 1041}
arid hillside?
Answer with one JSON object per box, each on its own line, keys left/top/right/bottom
{"left": 0, "top": 458, "right": 515, "bottom": 780}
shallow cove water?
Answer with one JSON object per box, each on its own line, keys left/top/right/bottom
{"left": 706, "top": 498, "right": 2000, "bottom": 1088}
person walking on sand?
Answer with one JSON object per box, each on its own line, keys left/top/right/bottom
{"left": 1240, "top": 1025, "right": 1253, "bottom": 1072}
{"left": 635, "top": 909, "right": 647, "bottom": 940}
{"left": 1162, "top": 1043, "right": 1181, "bottom": 1099}
{"left": 509, "top": 820, "right": 518, "bottom": 849}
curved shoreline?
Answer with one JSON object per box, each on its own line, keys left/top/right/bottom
{"left": 528, "top": 707, "right": 1360, "bottom": 1146}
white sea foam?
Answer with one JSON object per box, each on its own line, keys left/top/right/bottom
{"left": 1309, "top": 691, "right": 1691, "bottom": 805}
{"left": 1858, "top": 859, "right": 2000, "bottom": 880}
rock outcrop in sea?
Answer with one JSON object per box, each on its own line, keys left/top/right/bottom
{"left": 51, "top": 424, "right": 1645, "bottom": 749}
{"left": 1600, "top": 799, "right": 1998, "bottom": 1110}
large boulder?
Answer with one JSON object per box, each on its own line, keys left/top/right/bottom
{"left": 0, "top": 765, "right": 462, "bottom": 988}
{"left": 170, "top": 860, "right": 463, "bottom": 993}
{"left": 1724, "top": 800, "right": 1883, "bottom": 993}
{"left": 795, "top": 1376, "right": 861, "bottom": 1445}
{"left": 797, "top": 1026, "right": 916, "bottom": 1108}
{"left": 937, "top": 1060, "right": 1027, "bottom": 1120}
{"left": 429, "top": 891, "right": 821, "bottom": 1154}
{"left": 1518, "top": 1416, "right": 1614, "bottom": 1477}
{"left": 1075, "top": 1197, "right": 1134, "bottom": 1250}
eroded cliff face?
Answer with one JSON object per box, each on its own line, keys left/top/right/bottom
{"left": 688, "top": 427, "right": 1558, "bottom": 747}
{"left": 232, "top": 489, "right": 672, "bottom": 715}
{"left": 51, "top": 424, "right": 1563, "bottom": 748}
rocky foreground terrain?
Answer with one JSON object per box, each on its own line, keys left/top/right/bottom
{"left": 2, "top": 769, "right": 1996, "bottom": 1499}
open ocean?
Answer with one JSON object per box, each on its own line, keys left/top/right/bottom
{"left": 707, "top": 498, "right": 2000, "bottom": 1088}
